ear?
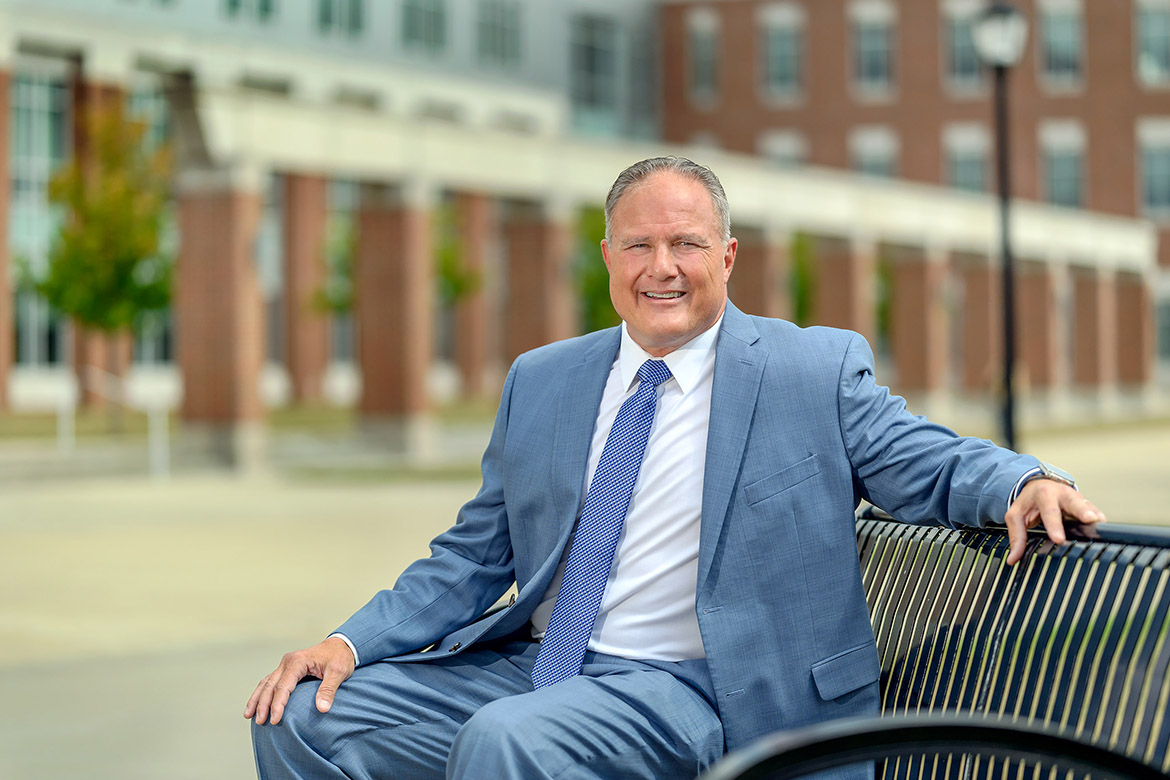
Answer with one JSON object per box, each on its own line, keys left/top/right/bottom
{"left": 722, "top": 237, "right": 737, "bottom": 282}
{"left": 601, "top": 239, "right": 612, "bottom": 273}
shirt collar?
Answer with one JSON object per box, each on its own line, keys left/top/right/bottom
{"left": 618, "top": 311, "right": 724, "bottom": 395}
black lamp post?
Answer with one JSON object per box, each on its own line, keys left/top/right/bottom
{"left": 973, "top": 1, "right": 1028, "bottom": 452}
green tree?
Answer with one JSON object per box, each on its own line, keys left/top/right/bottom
{"left": 435, "top": 197, "right": 480, "bottom": 307}
{"left": 29, "top": 100, "right": 172, "bottom": 400}
{"left": 575, "top": 206, "right": 620, "bottom": 333}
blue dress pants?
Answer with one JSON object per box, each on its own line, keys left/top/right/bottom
{"left": 251, "top": 639, "right": 725, "bottom": 780}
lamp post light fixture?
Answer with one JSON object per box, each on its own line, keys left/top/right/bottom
{"left": 973, "top": 1, "right": 1028, "bottom": 453}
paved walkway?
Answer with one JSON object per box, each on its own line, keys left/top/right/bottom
{"left": 1, "top": 421, "right": 1167, "bottom": 780}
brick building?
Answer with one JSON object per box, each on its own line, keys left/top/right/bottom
{"left": 0, "top": 0, "right": 1161, "bottom": 464}
{"left": 659, "top": 0, "right": 1170, "bottom": 378}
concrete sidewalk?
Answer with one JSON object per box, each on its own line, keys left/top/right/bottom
{"left": 1, "top": 421, "right": 1167, "bottom": 780}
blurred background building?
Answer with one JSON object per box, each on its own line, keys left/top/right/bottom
{"left": 0, "top": 0, "right": 1163, "bottom": 464}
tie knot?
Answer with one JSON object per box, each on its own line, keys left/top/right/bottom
{"left": 638, "top": 359, "right": 672, "bottom": 389}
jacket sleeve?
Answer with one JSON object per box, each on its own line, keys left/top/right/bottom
{"left": 835, "top": 333, "right": 1039, "bottom": 528}
{"left": 332, "top": 362, "right": 520, "bottom": 665}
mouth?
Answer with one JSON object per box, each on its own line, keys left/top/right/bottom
{"left": 642, "top": 291, "right": 685, "bottom": 300}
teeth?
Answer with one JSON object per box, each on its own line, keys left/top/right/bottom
{"left": 645, "top": 292, "right": 683, "bottom": 299}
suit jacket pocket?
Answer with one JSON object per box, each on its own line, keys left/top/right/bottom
{"left": 744, "top": 454, "right": 820, "bottom": 506}
{"left": 810, "top": 641, "right": 881, "bottom": 701}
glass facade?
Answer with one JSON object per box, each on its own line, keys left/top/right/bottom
{"left": 10, "top": 65, "right": 70, "bottom": 367}
{"left": 326, "top": 179, "right": 358, "bottom": 364}
{"left": 129, "top": 77, "right": 175, "bottom": 365}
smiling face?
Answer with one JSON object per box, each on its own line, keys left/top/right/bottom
{"left": 601, "top": 171, "right": 736, "bottom": 357}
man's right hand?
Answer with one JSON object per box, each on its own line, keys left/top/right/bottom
{"left": 244, "top": 636, "right": 356, "bottom": 725}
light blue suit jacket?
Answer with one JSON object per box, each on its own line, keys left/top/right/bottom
{"left": 335, "top": 301, "right": 1038, "bottom": 753}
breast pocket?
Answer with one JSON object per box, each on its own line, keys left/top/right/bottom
{"left": 743, "top": 454, "right": 820, "bottom": 506}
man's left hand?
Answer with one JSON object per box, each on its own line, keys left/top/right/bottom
{"left": 1004, "top": 479, "right": 1106, "bottom": 565}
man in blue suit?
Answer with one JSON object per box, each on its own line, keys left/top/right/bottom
{"left": 247, "top": 157, "right": 1103, "bottom": 779}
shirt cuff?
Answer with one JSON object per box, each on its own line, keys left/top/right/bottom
{"left": 328, "top": 633, "right": 360, "bottom": 667}
{"left": 1008, "top": 467, "right": 1043, "bottom": 506}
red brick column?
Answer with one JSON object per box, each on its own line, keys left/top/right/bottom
{"left": 504, "top": 202, "right": 577, "bottom": 362}
{"left": 176, "top": 170, "right": 266, "bottom": 465}
{"left": 355, "top": 183, "right": 433, "bottom": 424}
{"left": 890, "top": 247, "right": 949, "bottom": 393}
{"left": 813, "top": 237, "right": 876, "bottom": 344}
{"left": 454, "top": 192, "right": 497, "bottom": 398}
{"left": 1116, "top": 272, "right": 1153, "bottom": 386}
{"left": 70, "top": 78, "right": 126, "bottom": 407}
{"left": 1016, "top": 262, "right": 1060, "bottom": 391}
{"left": 0, "top": 69, "right": 10, "bottom": 410}
{"left": 282, "top": 174, "right": 330, "bottom": 404}
{"left": 1072, "top": 268, "right": 1118, "bottom": 387}
{"left": 731, "top": 227, "right": 790, "bottom": 320}
{"left": 960, "top": 257, "right": 1001, "bottom": 393}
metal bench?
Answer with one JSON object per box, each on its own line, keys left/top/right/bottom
{"left": 702, "top": 511, "right": 1170, "bottom": 779}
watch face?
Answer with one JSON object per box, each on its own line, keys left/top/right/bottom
{"left": 1039, "top": 462, "right": 1077, "bottom": 489}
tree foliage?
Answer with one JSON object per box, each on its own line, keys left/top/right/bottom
{"left": 435, "top": 198, "right": 481, "bottom": 306}
{"left": 31, "top": 101, "right": 172, "bottom": 332}
{"left": 575, "top": 206, "right": 620, "bottom": 333}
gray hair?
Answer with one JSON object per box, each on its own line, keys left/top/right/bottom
{"left": 604, "top": 156, "right": 731, "bottom": 243}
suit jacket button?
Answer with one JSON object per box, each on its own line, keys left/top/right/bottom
{"left": 448, "top": 642, "right": 461, "bottom": 652}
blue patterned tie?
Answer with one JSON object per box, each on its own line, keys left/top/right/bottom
{"left": 531, "top": 359, "right": 674, "bottom": 688}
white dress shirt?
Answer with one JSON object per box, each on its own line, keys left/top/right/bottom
{"left": 530, "top": 315, "right": 722, "bottom": 661}
{"left": 334, "top": 316, "right": 722, "bottom": 667}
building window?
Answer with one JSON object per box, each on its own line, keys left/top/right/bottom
{"left": 850, "top": 126, "right": 898, "bottom": 178}
{"left": 945, "top": 13, "right": 983, "bottom": 90}
{"left": 129, "top": 77, "right": 176, "bottom": 365}
{"left": 851, "top": 1, "right": 895, "bottom": 95}
{"left": 1043, "top": 149, "right": 1084, "bottom": 206}
{"left": 688, "top": 9, "right": 719, "bottom": 105}
{"left": 326, "top": 179, "right": 359, "bottom": 364}
{"left": 944, "top": 124, "right": 989, "bottom": 192}
{"left": 403, "top": 0, "right": 446, "bottom": 53}
{"left": 10, "top": 63, "right": 70, "bottom": 367}
{"left": 1138, "top": 4, "right": 1170, "bottom": 86}
{"left": 1040, "top": 121, "right": 1086, "bottom": 207}
{"left": 1157, "top": 299, "right": 1170, "bottom": 362}
{"left": 1040, "top": 5, "right": 1083, "bottom": 86}
{"left": 759, "top": 5, "right": 804, "bottom": 100}
{"left": 317, "top": 0, "right": 363, "bottom": 37}
{"left": 225, "top": 0, "right": 276, "bottom": 21}
{"left": 948, "top": 148, "right": 987, "bottom": 191}
{"left": 570, "top": 13, "right": 618, "bottom": 131}
{"left": 477, "top": 0, "right": 522, "bottom": 67}
{"left": 758, "top": 130, "right": 807, "bottom": 167}
{"left": 1142, "top": 143, "right": 1170, "bottom": 214}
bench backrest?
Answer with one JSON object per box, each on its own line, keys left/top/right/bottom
{"left": 857, "top": 516, "right": 1170, "bottom": 775}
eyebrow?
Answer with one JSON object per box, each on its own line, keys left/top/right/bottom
{"left": 619, "top": 233, "right": 710, "bottom": 247}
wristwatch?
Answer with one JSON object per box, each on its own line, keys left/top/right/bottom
{"left": 1036, "top": 461, "right": 1078, "bottom": 491}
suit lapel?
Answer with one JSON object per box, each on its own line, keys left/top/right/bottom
{"left": 698, "top": 303, "right": 765, "bottom": 594}
{"left": 551, "top": 329, "right": 621, "bottom": 541}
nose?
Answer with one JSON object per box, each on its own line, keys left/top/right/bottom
{"left": 646, "top": 244, "right": 679, "bottom": 280}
